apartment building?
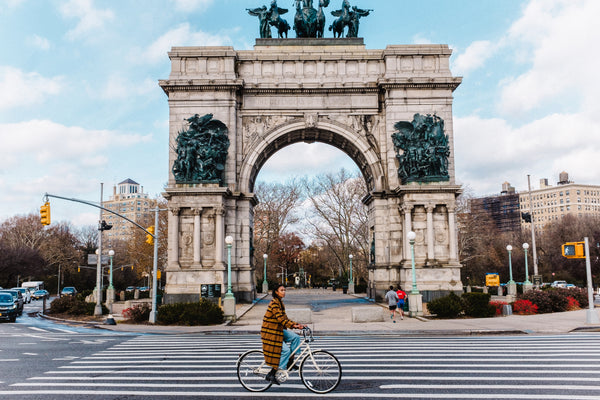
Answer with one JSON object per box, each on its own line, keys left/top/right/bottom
{"left": 101, "top": 179, "right": 156, "bottom": 243}
{"left": 520, "top": 172, "right": 600, "bottom": 231}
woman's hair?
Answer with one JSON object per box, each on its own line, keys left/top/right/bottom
{"left": 272, "top": 284, "right": 285, "bottom": 299}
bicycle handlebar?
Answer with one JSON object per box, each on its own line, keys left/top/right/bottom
{"left": 300, "top": 326, "right": 314, "bottom": 342}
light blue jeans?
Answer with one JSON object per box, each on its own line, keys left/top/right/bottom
{"left": 278, "top": 329, "right": 301, "bottom": 369}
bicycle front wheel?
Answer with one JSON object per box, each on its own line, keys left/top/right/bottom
{"left": 300, "top": 350, "right": 342, "bottom": 394}
{"left": 237, "top": 350, "right": 273, "bottom": 392}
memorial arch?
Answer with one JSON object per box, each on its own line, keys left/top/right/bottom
{"left": 160, "top": 39, "right": 463, "bottom": 304}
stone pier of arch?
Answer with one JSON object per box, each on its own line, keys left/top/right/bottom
{"left": 159, "top": 38, "right": 463, "bottom": 304}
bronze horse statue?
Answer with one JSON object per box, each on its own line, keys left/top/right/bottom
{"left": 315, "top": 0, "right": 330, "bottom": 38}
{"left": 329, "top": 0, "right": 351, "bottom": 38}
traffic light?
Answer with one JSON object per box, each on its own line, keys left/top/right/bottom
{"left": 40, "top": 202, "right": 51, "bottom": 225}
{"left": 561, "top": 242, "right": 585, "bottom": 259}
{"left": 157, "top": 270, "right": 161, "bottom": 279}
{"left": 521, "top": 212, "right": 531, "bottom": 223}
{"left": 146, "top": 226, "right": 155, "bottom": 245}
{"left": 100, "top": 220, "right": 112, "bottom": 231}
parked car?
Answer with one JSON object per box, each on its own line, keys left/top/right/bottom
{"left": 32, "top": 290, "right": 50, "bottom": 300}
{"left": 138, "top": 286, "right": 150, "bottom": 292}
{"left": 550, "top": 280, "right": 568, "bottom": 288}
{"left": 0, "top": 290, "right": 23, "bottom": 316}
{"left": 60, "top": 287, "right": 77, "bottom": 297}
{"left": 0, "top": 292, "right": 18, "bottom": 322}
{"left": 126, "top": 286, "right": 136, "bottom": 292}
{"left": 565, "top": 284, "right": 577, "bottom": 289}
{"left": 12, "top": 287, "right": 31, "bottom": 303}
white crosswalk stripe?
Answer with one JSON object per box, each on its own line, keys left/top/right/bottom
{"left": 4, "top": 334, "right": 600, "bottom": 399}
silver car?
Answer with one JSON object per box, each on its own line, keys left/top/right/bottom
{"left": 12, "top": 287, "right": 31, "bottom": 303}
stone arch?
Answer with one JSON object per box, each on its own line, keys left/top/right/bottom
{"left": 239, "top": 118, "right": 385, "bottom": 194}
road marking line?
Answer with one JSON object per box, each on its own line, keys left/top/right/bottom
{"left": 0, "top": 390, "right": 598, "bottom": 398}
{"left": 27, "top": 327, "right": 48, "bottom": 332}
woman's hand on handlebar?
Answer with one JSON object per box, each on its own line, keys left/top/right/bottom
{"left": 294, "top": 323, "right": 306, "bottom": 329}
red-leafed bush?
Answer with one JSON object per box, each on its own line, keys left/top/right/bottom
{"left": 490, "top": 301, "right": 508, "bottom": 316}
{"left": 513, "top": 299, "right": 538, "bottom": 315}
{"left": 566, "top": 296, "right": 580, "bottom": 311}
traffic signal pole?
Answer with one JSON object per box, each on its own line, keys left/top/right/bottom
{"left": 43, "top": 192, "right": 160, "bottom": 321}
{"left": 584, "top": 237, "right": 600, "bottom": 324}
{"left": 149, "top": 206, "right": 159, "bottom": 324}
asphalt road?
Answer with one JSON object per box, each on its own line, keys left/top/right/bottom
{"left": 2, "top": 301, "right": 600, "bottom": 399}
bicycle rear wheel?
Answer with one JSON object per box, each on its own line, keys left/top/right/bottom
{"left": 299, "top": 350, "right": 342, "bottom": 394}
{"left": 237, "top": 350, "right": 273, "bottom": 392}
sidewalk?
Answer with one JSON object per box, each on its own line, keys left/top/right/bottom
{"left": 92, "top": 288, "right": 600, "bottom": 336}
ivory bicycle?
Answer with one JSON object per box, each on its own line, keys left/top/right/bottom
{"left": 236, "top": 327, "right": 342, "bottom": 394}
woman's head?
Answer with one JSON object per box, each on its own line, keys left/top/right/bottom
{"left": 272, "top": 284, "right": 286, "bottom": 299}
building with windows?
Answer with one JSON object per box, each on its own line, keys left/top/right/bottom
{"left": 470, "top": 182, "right": 521, "bottom": 233}
{"left": 519, "top": 172, "right": 600, "bottom": 231}
{"left": 101, "top": 179, "right": 156, "bottom": 243}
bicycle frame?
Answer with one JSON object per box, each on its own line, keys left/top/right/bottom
{"left": 276, "top": 329, "right": 320, "bottom": 382}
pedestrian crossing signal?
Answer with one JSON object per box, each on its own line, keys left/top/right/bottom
{"left": 561, "top": 242, "right": 585, "bottom": 259}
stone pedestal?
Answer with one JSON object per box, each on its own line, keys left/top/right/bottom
{"left": 348, "top": 282, "right": 355, "bottom": 295}
{"left": 262, "top": 282, "right": 269, "bottom": 295}
{"left": 223, "top": 296, "right": 236, "bottom": 321}
{"left": 106, "top": 288, "right": 115, "bottom": 313}
{"left": 408, "top": 293, "right": 423, "bottom": 317}
{"left": 523, "top": 282, "right": 533, "bottom": 293}
{"left": 507, "top": 282, "right": 517, "bottom": 296}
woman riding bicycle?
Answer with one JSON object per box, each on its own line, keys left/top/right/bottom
{"left": 260, "top": 284, "right": 306, "bottom": 385}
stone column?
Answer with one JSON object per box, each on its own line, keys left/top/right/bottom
{"left": 193, "top": 208, "right": 202, "bottom": 265}
{"left": 425, "top": 204, "right": 435, "bottom": 262}
{"left": 402, "top": 204, "right": 414, "bottom": 260}
{"left": 447, "top": 205, "right": 458, "bottom": 262}
{"left": 169, "top": 207, "right": 180, "bottom": 267}
{"left": 214, "top": 206, "right": 225, "bottom": 266}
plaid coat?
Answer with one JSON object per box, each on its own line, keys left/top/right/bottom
{"left": 261, "top": 297, "right": 297, "bottom": 368}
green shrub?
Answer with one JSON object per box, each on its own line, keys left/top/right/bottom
{"left": 427, "top": 293, "right": 463, "bottom": 318}
{"left": 519, "top": 290, "right": 553, "bottom": 313}
{"left": 562, "top": 287, "right": 588, "bottom": 308}
{"left": 123, "top": 303, "right": 151, "bottom": 322}
{"left": 157, "top": 299, "right": 224, "bottom": 325}
{"left": 462, "top": 292, "right": 495, "bottom": 318}
{"left": 49, "top": 296, "right": 107, "bottom": 316}
{"left": 546, "top": 290, "right": 569, "bottom": 312}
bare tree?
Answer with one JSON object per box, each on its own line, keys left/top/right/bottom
{"left": 302, "top": 169, "right": 369, "bottom": 282}
{"left": 253, "top": 179, "right": 303, "bottom": 282}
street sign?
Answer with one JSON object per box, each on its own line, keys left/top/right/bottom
{"left": 533, "top": 275, "right": 543, "bottom": 286}
{"left": 87, "top": 254, "right": 109, "bottom": 265}
{"left": 485, "top": 273, "right": 500, "bottom": 287}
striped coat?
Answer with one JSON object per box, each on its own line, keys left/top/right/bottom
{"left": 260, "top": 297, "right": 297, "bottom": 368}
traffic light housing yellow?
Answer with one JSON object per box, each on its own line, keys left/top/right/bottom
{"left": 40, "top": 202, "right": 51, "bottom": 225}
{"left": 157, "top": 270, "right": 161, "bottom": 279}
{"left": 561, "top": 242, "right": 585, "bottom": 259}
{"left": 146, "top": 226, "right": 155, "bottom": 245}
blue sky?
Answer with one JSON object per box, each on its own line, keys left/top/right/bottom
{"left": 1, "top": 0, "right": 599, "bottom": 227}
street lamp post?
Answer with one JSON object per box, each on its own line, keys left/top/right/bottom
{"left": 223, "top": 235, "right": 236, "bottom": 320}
{"left": 407, "top": 231, "right": 423, "bottom": 317}
{"left": 348, "top": 254, "right": 354, "bottom": 294}
{"left": 506, "top": 245, "right": 516, "bottom": 296}
{"left": 262, "top": 254, "right": 269, "bottom": 294}
{"left": 107, "top": 249, "right": 115, "bottom": 312}
{"left": 523, "top": 243, "right": 533, "bottom": 292}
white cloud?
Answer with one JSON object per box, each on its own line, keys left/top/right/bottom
{"left": 59, "top": 0, "right": 114, "bottom": 40}
{"left": 171, "top": 0, "right": 214, "bottom": 12}
{"left": 141, "top": 23, "right": 231, "bottom": 64}
{"left": 257, "top": 143, "right": 357, "bottom": 183}
{"left": 0, "top": 66, "right": 62, "bottom": 110}
{"left": 27, "top": 34, "right": 51, "bottom": 50}
{"left": 499, "top": 0, "right": 600, "bottom": 115}
{"left": 454, "top": 112, "right": 600, "bottom": 194}
{"left": 452, "top": 40, "right": 496, "bottom": 76}
{"left": 411, "top": 34, "right": 432, "bottom": 45}
{"left": 0, "top": 119, "right": 151, "bottom": 171}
